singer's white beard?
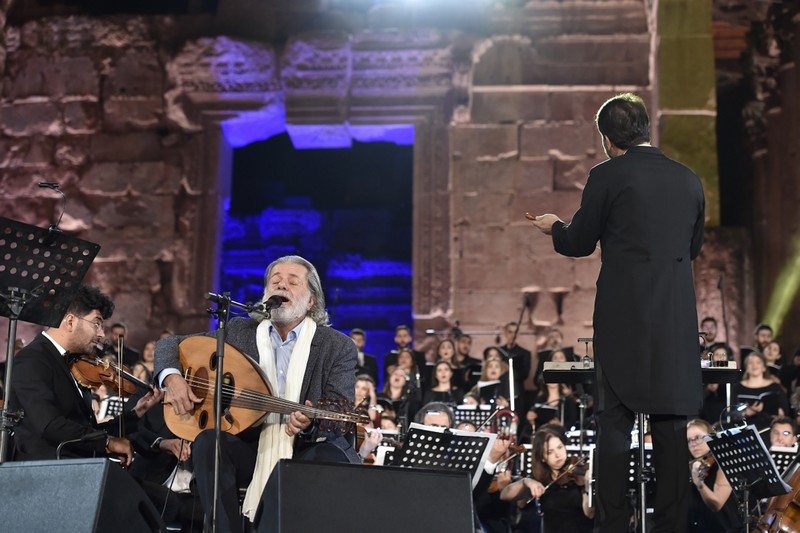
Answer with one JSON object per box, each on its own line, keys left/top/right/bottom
{"left": 269, "top": 289, "right": 311, "bottom": 326}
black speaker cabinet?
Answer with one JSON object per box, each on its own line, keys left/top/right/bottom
{"left": 254, "top": 459, "right": 475, "bottom": 533}
{"left": 0, "top": 458, "right": 165, "bottom": 532}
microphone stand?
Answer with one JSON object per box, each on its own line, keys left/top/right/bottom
{"left": 204, "top": 292, "right": 268, "bottom": 533}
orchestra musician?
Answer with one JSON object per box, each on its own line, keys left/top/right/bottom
{"left": 529, "top": 93, "right": 705, "bottom": 532}
{"left": 500, "top": 425, "right": 594, "bottom": 532}
{"left": 154, "top": 255, "right": 359, "bottom": 532}
{"left": 9, "top": 284, "right": 162, "bottom": 463}
{"left": 687, "top": 419, "right": 741, "bottom": 532}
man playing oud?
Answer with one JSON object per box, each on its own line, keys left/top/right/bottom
{"left": 155, "top": 255, "right": 359, "bottom": 532}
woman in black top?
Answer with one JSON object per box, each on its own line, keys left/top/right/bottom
{"left": 501, "top": 426, "right": 593, "bottom": 532}
{"left": 422, "top": 360, "right": 464, "bottom": 406}
{"left": 687, "top": 419, "right": 741, "bottom": 532}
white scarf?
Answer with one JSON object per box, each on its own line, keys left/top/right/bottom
{"left": 241, "top": 316, "right": 316, "bottom": 520}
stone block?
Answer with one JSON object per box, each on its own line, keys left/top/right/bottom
{"left": 0, "top": 101, "right": 62, "bottom": 137}
{"left": 455, "top": 159, "right": 516, "bottom": 193}
{"left": 0, "top": 137, "right": 54, "bottom": 168}
{"left": 659, "top": 35, "right": 716, "bottom": 111}
{"left": 517, "top": 157, "right": 554, "bottom": 192}
{"left": 58, "top": 56, "right": 100, "bottom": 97}
{"left": 659, "top": 0, "right": 712, "bottom": 37}
{"left": 103, "top": 96, "right": 162, "bottom": 131}
{"left": 55, "top": 139, "right": 91, "bottom": 166}
{"left": 470, "top": 90, "right": 549, "bottom": 123}
{"left": 559, "top": 288, "right": 597, "bottom": 329}
{"left": 659, "top": 114, "right": 719, "bottom": 226}
{"left": 553, "top": 154, "right": 592, "bottom": 191}
{"left": 90, "top": 132, "right": 163, "bottom": 162}
{"left": 521, "top": 121, "right": 600, "bottom": 158}
{"left": 102, "top": 49, "right": 163, "bottom": 97}
{"left": 2, "top": 52, "right": 62, "bottom": 99}
{"left": 82, "top": 161, "right": 182, "bottom": 196}
{"left": 88, "top": 195, "right": 177, "bottom": 257}
{"left": 549, "top": 90, "right": 631, "bottom": 123}
{"left": 451, "top": 124, "right": 519, "bottom": 160}
{"left": 574, "top": 255, "right": 601, "bottom": 291}
{"left": 64, "top": 99, "right": 100, "bottom": 133}
{"left": 458, "top": 191, "right": 514, "bottom": 227}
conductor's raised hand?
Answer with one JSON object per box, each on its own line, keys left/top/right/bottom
{"left": 526, "top": 212, "right": 561, "bottom": 235}
{"left": 286, "top": 400, "right": 313, "bottom": 437}
{"left": 163, "top": 374, "right": 202, "bottom": 415}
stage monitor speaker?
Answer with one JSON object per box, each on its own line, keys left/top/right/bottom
{"left": 254, "top": 459, "right": 475, "bottom": 533}
{"left": 0, "top": 458, "right": 165, "bottom": 532}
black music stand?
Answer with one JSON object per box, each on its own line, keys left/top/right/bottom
{"left": 454, "top": 404, "right": 494, "bottom": 429}
{"left": 0, "top": 217, "right": 99, "bottom": 463}
{"left": 769, "top": 446, "right": 798, "bottom": 476}
{"left": 392, "top": 422, "right": 496, "bottom": 489}
{"left": 706, "top": 425, "right": 791, "bottom": 528}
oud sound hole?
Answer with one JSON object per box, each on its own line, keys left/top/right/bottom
{"left": 191, "top": 367, "right": 209, "bottom": 400}
{"left": 198, "top": 410, "right": 208, "bottom": 429}
{"left": 209, "top": 352, "right": 218, "bottom": 371}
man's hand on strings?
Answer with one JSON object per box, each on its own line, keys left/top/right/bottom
{"left": 286, "top": 400, "right": 313, "bottom": 437}
{"left": 163, "top": 374, "right": 202, "bottom": 415}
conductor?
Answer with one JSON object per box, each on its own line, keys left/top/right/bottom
{"left": 529, "top": 93, "right": 705, "bottom": 532}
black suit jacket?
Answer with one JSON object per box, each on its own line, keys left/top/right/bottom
{"left": 356, "top": 352, "right": 379, "bottom": 382}
{"left": 552, "top": 146, "right": 705, "bottom": 415}
{"left": 10, "top": 333, "right": 109, "bottom": 460}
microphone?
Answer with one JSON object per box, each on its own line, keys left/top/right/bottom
{"left": 249, "top": 295, "right": 284, "bottom": 321}
{"left": 56, "top": 430, "right": 107, "bottom": 460}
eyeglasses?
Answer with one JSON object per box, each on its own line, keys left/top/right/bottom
{"left": 687, "top": 435, "right": 707, "bottom": 445}
{"left": 76, "top": 316, "right": 104, "bottom": 331}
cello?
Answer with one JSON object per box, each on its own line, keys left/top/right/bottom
{"left": 755, "top": 457, "right": 800, "bottom": 532}
{"left": 163, "top": 336, "right": 368, "bottom": 442}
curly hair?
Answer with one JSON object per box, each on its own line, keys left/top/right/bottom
{"left": 65, "top": 285, "right": 114, "bottom": 320}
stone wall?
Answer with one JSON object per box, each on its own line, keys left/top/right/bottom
{"left": 0, "top": 0, "right": 777, "bottom": 364}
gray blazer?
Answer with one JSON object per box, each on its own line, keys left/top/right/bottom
{"left": 154, "top": 317, "right": 359, "bottom": 460}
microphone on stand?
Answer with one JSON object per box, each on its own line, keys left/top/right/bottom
{"left": 38, "top": 182, "right": 65, "bottom": 245}
{"left": 248, "top": 295, "right": 284, "bottom": 321}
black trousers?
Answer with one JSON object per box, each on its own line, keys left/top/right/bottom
{"left": 193, "top": 430, "right": 259, "bottom": 533}
{"left": 594, "top": 372, "right": 689, "bottom": 533}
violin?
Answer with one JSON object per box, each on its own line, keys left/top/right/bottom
{"left": 554, "top": 456, "right": 588, "bottom": 487}
{"left": 689, "top": 452, "right": 716, "bottom": 483}
{"left": 69, "top": 354, "right": 149, "bottom": 396}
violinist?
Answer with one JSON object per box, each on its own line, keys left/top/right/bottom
{"left": 500, "top": 425, "right": 594, "bottom": 533}
{"left": 8, "top": 285, "right": 162, "bottom": 464}
{"left": 687, "top": 419, "right": 741, "bottom": 532}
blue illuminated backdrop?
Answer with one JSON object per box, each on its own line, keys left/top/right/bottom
{"left": 222, "top": 132, "right": 413, "bottom": 385}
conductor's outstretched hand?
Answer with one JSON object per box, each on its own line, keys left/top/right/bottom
{"left": 526, "top": 213, "right": 561, "bottom": 235}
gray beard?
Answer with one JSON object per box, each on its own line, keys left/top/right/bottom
{"left": 270, "top": 297, "right": 308, "bottom": 325}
